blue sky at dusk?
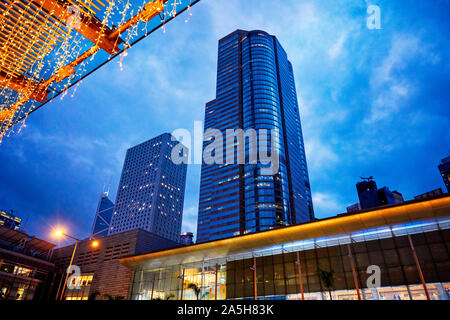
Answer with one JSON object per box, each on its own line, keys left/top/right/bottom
{"left": 0, "top": 0, "right": 449, "bottom": 245}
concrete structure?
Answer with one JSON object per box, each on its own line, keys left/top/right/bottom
{"left": 109, "top": 133, "right": 188, "bottom": 243}
{"left": 52, "top": 229, "right": 177, "bottom": 300}
{"left": 121, "top": 195, "right": 450, "bottom": 300}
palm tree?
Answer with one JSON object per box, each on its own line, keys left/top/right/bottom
{"left": 318, "top": 268, "right": 335, "bottom": 300}
{"left": 187, "top": 283, "right": 201, "bottom": 300}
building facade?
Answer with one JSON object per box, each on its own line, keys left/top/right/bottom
{"left": 180, "top": 232, "right": 194, "bottom": 246}
{"left": 439, "top": 156, "right": 450, "bottom": 193}
{"left": 0, "top": 210, "right": 22, "bottom": 230}
{"left": 346, "top": 203, "right": 362, "bottom": 213}
{"left": 356, "top": 179, "right": 379, "bottom": 210}
{"left": 197, "top": 30, "right": 314, "bottom": 243}
{"left": 378, "top": 187, "right": 403, "bottom": 206}
{"left": 52, "top": 229, "right": 177, "bottom": 300}
{"left": 0, "top": 226, "right": 56, "bottom": 300}
{"left": 415, "top": 188, "right": 444, "bottom": 200}
{"left": 90, "top": 192, "right": 115, "bottom": 239}
{"left": 122, "top": 196, "right": 450, "bottom": 301}
{"left": 109, "top": 133, "right": 188, "bottom": 243}
{"left": 357, "top": 179, "right": 403, "bottom": 210}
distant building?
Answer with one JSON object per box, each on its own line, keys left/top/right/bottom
{"left": 356, "top": 179, "right": 379, "bottom": 210}
{"left": 0, "top": 210, "right": 22, "bottom": 230}
{"left": 180, "top": 232, "right": 194, "bottom": 246}
{"left": 392, "top": 190, "right": 405, "bottom": 203}
{"left": 109, "top": 133, "right": 188, "bottom": 243}
{"left": 0, "top": 225, "right": 56, "bottom": 300}
{"left": 346, "top": 203, "right": 362, "bottom": 213}
{"left": 356, "top": 178, "right": 403, "bottom": 210}
{"left": 90, "top": 192, "right": 114, "bottom": 239}
{"left": 415, "top": 188, "right": 444, "bottom": 200}
{"left": 378, "top": 187, "right": 403, "bottom": 206}
{"left": 52, "top": 228, "right": 177, "bottom": 300}
{"left": 439, "top": 156, "right": 450, "bottom": 192}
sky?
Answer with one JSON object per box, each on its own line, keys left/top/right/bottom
{"left": 0, "top": 0, "right": 449, "bottom": 245}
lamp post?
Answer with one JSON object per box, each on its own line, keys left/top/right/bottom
{"left": 53, "top": 230, "right": 99, "bottom": 301}
{"left": 56, "top": 231, "right": 80, "bottom": 301}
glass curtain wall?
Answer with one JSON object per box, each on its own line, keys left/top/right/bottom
{"left": 130, "top": 218, "right": 450, "bottom": 300}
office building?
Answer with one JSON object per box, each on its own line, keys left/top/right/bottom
{"left": 346, "top": 203, "right": 361, "bottom": 213}
{"left": 197, "top": 30, "right": 314, "bottom": 243}
{"left": 90, "top": 192, "right": 115, "bottom": 239}
{"left": 52, "top": 229, "right": 177, "bottom": 300}
{"left": 392, "top": 190, "right": 404, "bottom": 203}
{"left": 0, "top": 210, "right": 22, "bottom": 230}
{"left": 109, "top": 133, "right": 188, "bottom": 243}
{"left": 356, "top": 178, "right": 379, "bottom": 209}
{"left": 180, "top": 232, "right": 194, "bottom": 246}
{"left": 415, "top": 188, "right": 444, "bottom": 200}
{"left": 439, "top": 156, "right": 450, "bottom": 192}
{"left": 0, "top": 225, "right": 56, "bottom": 300}
{"left": 122, "top": 195, "right": 450, "bottom": 301}
{"left": 378, "top": 187, "right": 403, "bottom": 206}
{"left": 356, "top": 178, "right": 403, "bottom": 210}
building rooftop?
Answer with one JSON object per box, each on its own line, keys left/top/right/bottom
{"left": 0, "top": 225, "right": 56, "bottom": 259}
{"left": 120, "top": 194, "right": 450, "bottom": 269}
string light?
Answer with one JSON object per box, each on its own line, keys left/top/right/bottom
{"left": 0, "top": 0, "right": 195, "bottom": 143}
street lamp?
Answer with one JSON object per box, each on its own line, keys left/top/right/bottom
{"left": 53, "top": 229, "right": 99, "bottom": 301}
{"left": 54, "top": 230, "right": 79, "bottom": 301}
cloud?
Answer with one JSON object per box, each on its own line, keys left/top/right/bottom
{"left": 328, "top": 33, "right": 347, "bottom": 60}
{"left": 181, "top": 205, "right": 198, "bottom": 234}
{"left": 366, "top": 33, "right": 437, "bottom": 123}
{"left": 312, "top": 192, "right": 344, "bottom": 218}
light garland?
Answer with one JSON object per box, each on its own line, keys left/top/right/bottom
{"left": 0, "top": 0, "right": 198, "bottom": 143}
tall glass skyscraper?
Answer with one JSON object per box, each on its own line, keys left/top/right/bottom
{"left": 109, "top": 133, "right": 188, "bottom": 242}
{"left": 90, "top": 192, "right": 115, "bottom": 239}
{"left": 197, "top": 30, "right": 314, "bottom": 243}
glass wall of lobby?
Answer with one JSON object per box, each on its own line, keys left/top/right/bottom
{"left": 129, "top": 217, "right": 450, "bottom": 300}
{"left": 131, "top": 260, "right": 227, "bottom": 300}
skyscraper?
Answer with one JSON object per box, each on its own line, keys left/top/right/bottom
{"left": 439, "top": 156, "right": 450, "bottom": 193}
{"left": 197, "top": 30, "right": 314, "bottom": 243}
{"left": 356, "top": 178, "right": 379, "bottom": 209}
{"left": 356, "top": 177, "right": 403, "bottom": 210}
{"left": 109, "top": 133, "right": 188, "bottom": 243}
{"left": 90, "top": 192, "right": 115, "bottom": 239}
